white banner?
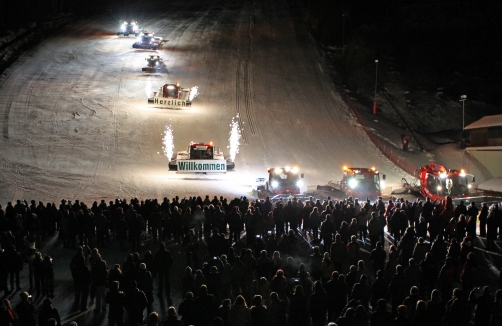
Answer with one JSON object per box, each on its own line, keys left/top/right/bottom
{"left": 149, "top": 97, "right": 190, "bottom": 107}
{"left": 176, "top": 160, "right": 227, "bottom": 173}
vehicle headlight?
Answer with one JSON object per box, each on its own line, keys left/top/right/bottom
{"left": 348, "top": 179, "right": 357, "bottom": 189}
{"left": 380, "top": 181, "right": 386, "bottom": 189}
{"left": 271, "top": 181, "right": 279, "bottom": 188}
{"left": 296, "top": 180, "right": 304, "bottom": 187}
{"left": 437, "top": 185, "right": 442, "bottom": 191}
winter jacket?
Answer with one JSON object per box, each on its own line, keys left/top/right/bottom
{"left": 330, "top": 240, "right": 347, "bottom": 263}
{"left": 228, "top": 304, "right": 251, "bottom": 326}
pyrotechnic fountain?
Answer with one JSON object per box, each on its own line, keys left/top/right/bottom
{"left": 162, "top": 125, "right": 174, "bottom": 161}
{"left": 228, "top": 116, "right": 241, "bottom": 162}
{"left": 145, "top": 79, "right": 152, "bottom": 97}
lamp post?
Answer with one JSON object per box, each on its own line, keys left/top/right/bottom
{"left": 374, "top": 60, "right": 379, "bottom": 97}
{"left": 460, "top": 94, "right": 467, "bottom": 130}
{"left": 342, "top": 14, "right": 346, "bottom": 46}
{"left": 460, "top": 94, "right": 467, "bottom": 151}
{"left": 373, "top": 60, "right": 378, "bottom": 114}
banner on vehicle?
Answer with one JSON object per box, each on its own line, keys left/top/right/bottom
{"left": 176, "top": 160, "right": 227, "bottom": 173}
{"left": 149, "top": 97, "right": 190, "bottom": 107}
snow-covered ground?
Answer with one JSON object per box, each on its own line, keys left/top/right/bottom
{"left": 0, "top": 0, "right": 413, "bottom": 205}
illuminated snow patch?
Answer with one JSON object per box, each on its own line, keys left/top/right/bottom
{"left": 228, "top": 116, "right": 241, "bottom": 162}
{"left": 162, "top": 125, "right": 174, "bottom": 161}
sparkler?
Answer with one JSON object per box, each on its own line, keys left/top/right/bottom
{"left": 162, "top": 125, "right": 174, "bottom": 161}
{"left": 145, "top": 79, "right": 152, "bottom": 98}
{"left": 228, "top": 116, "right": 241, "bottom": 162}
{"left": 189, "top": 86, "right": 198, "bottom": 102}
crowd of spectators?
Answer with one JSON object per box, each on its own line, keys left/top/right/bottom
{"left": 0, "top": 194, "right": 502, "bottom": 326}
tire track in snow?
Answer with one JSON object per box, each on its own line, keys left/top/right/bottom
{"left": 0, "top": 61, "right": 28, "bottom": 139}
{"left": 234, "top": 1, "right": 260, "bottom": 146}
{"left": 2, "top": 93, "right": 14, "bottom": 139}
{"left": 0, "top": 44, "right": 81, "bottom": 196}
{"left": 235, "top": 61, "right": 248, "bottom": 145}
{"left": 243, "top": 1, "right": 258, "bottom": 138}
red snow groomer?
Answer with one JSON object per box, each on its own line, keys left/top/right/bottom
{"left": 340, "top": 166, "right": 386, "bottom": 200}
{"left": 417, "top": 162, "right": 475, "bottom": 201}
{"left": 266, "top": 167, "right": 304, "bottom": 195}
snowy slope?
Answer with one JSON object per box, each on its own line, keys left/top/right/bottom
{"left": 0, "top": 0, "right": 411, "bottom": 204}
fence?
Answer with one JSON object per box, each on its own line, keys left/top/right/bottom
{"left": 343, "top": 95, "right": 419, "bottom": 177}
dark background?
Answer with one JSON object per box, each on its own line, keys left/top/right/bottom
{"left": 303, "top": 0, "right": 502, "bottom": 106}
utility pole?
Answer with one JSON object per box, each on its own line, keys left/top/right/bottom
{"left": 342, "top": 14, "right": 346, "bottom": 46}
{"left": 460, "top": 95, "right": 467, "bottom": 130}
{"left": 373, "top": 60, "right": 378, "bottom": 114}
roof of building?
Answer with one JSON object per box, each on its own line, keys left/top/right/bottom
{"left": 465, "top": 114, "right": 502, "bottom": 130}
{"left": 477, "top": 177, "right": 502, "bottom": 193}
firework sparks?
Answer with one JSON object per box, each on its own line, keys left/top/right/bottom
{"left": 228, "top": 117, "right": 241, "bottom": 162}
{"left": 162, "top": 125, "right": 174, "bottom": 161}
{"left": 189, "top": 86, "right": 199, "bottom": 102}
{"left": 145, "top": 79, "right": 152, "bottom": 98}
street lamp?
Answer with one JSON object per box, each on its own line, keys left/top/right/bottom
{"left": 460, "top": 94, "right": 467, "bottom": 130}
{"left": 374, "top": 60, "right": 379, "bottom": 98}
{"left": 342, "top": 14, "right": 346, "bottom": 46}
{"left": 373, "top": 60, "right": 378, "bottom": 114}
